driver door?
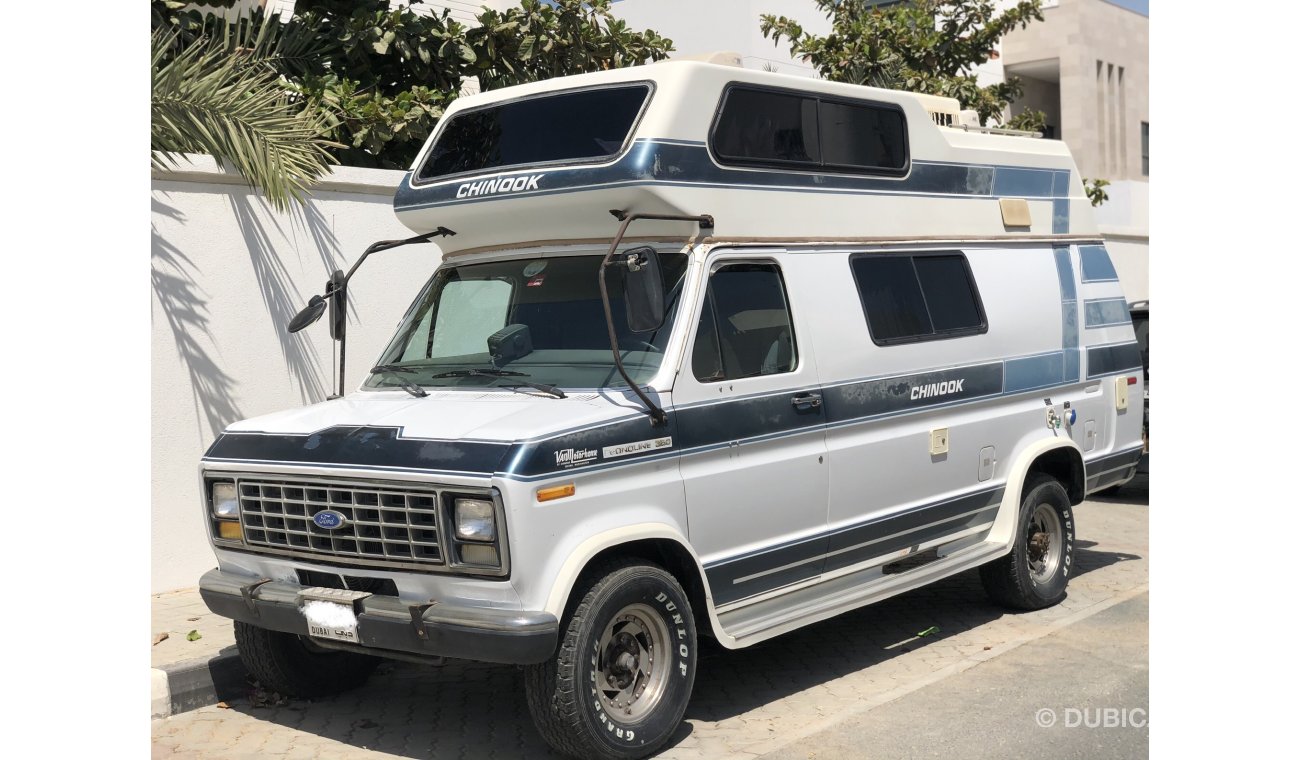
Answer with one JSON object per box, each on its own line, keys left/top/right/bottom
{"left": 673, "top": 252, "right": 829, "bottom": 607}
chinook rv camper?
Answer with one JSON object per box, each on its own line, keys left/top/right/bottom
{"left": 196, "top": 60, "right": 1144, "bottom": 760}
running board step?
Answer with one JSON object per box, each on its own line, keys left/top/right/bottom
{"left": 882, "top": 548, "right": 941, "bottom": 574}
{"left": 716, "top": 539, "right": 1007, "bottom": 645}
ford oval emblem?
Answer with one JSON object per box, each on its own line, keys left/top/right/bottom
{"left": 312, "top": 510, "right": 347, "bottom": 530}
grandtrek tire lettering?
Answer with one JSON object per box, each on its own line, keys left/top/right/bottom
{"left": 526, "top": 560, "right": 696, "bottom": 758}
{"left": 455, "top": 173, "right": 544, "bottom": 199}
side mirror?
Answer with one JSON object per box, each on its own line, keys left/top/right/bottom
{"left": 327, "top": 270, "right": 347, "bottom": 341}
{"left": 488, "top": 324, "right": 533, "bottom": 366}
{"left": 287, "top": 295, "right": 327, "bottom": 333}
{"left": 622, "top": 246, "right": 665, "bottom": 333}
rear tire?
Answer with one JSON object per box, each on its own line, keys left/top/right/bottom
{"left": 980, "top": 474, "right": 1076, "bottom": 610}
{"left": 234, "top": 621, "right": 380, "bottom": 698}
{"left": 525, "top": 559, "right": 697, "bottom": 760}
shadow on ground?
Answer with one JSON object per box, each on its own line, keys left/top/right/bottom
{"left": 213, "top": 523, "right": 1143, "bottom": 759}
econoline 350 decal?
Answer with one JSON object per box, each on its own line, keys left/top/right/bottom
{"left": 602, "top": 437, "right": 673, "bottom": 460}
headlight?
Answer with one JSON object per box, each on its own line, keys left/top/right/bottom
{"left": 454, "top": 498, "right": 496, "bottom": 542}
{"left": 212, "top": 482, "right": 239, "bottom": 519}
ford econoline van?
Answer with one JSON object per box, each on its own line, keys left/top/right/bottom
{"left": 196, "top": 61, "right": 1145, "bottom": 760}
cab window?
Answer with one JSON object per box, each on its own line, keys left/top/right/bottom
{"left": 692, "top": 263, "right": 797, "bottom": 382}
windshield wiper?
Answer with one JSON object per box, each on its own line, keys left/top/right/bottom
{"left": 369, "top": 365, "right": 428, "bottom": 398}
{"left": 431, "top": 368, "right": 567, "bottom": 399}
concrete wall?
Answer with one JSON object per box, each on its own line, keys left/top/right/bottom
{"left": 152, "top": 157, "right": 445, "bottom": 592}
{"left": 1001, "top": 0, "right": 1148, "bottom": 182}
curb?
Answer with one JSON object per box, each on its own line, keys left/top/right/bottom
{"left": 151, "top": 649, "right": 249, "bottom": 719}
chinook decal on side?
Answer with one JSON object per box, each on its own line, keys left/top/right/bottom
{"left": 456, "top": 174, "right": 544, "bottom": 199}
{"left": 911, "top": 378, "right": 966, "bottom": 400}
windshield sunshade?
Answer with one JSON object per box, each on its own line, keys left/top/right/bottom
{"left": 367, "top": 253, "right": 689, "bottom": 391}
{"left": 415, "top": 84, "right": 651, "bottom": 182}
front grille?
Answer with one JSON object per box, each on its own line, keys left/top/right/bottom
{"left": 238, "top": 478, "right": 444, "bottom": 568}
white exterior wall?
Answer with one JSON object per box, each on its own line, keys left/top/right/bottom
{"left": 613, "top": 0, "right": 831, "bottom": 77}
{"left": 152, "top": 158, "right": 444, "bottom": 592}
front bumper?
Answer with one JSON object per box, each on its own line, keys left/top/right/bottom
{"left": 199, "top": 568, "right": 558, "bottom": 665}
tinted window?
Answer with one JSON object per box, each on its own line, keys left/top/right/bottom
{"left": 712, "top": 89, "right": 819, "bottom": 164}
{"left": 711, "top": 86, "right": 908, "bottom": 174}
{"left": 820, "top": 100, "right": 907, "bottom": 171}
{"left": 914, "top": 256, "right": 982, "bottom": 331}
{"left": 692, "top": 264, "right": 796, "bottom": 381}
{"left": 416, "top": 85, "right": 649, "bottom": 181}
{"left": 851, "top": 253, "right": 985, "bottom": 344}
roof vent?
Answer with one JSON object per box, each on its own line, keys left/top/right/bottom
{"left": 909, "top": 92, "right": 963, "bottom": 127}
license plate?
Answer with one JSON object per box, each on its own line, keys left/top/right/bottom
{"left": 302, "top": 599, "right": 360, "bottom": 643}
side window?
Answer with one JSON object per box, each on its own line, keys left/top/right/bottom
{"left": 710, "top": 85, "right": 909, "bottom": 175}
{"left": 850, "top": 253, "right": 986, "bottom": 345}
{"left": 692, "top": 263, "right": 797, "bottom": 382}
{"left": 819, "top": 100, "right": 908, "bottom": 171}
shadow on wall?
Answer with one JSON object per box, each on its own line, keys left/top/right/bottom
{"left": 227, "top": 192, "right": 344, "bottom": 406}
{"left": 151, "top": 192, "right": 346, "bottom": 438}
{"left": 152, "top": 196, "right": 244, "bottom": 436}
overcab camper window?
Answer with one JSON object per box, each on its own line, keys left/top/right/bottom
{"left": 710, "top": 85, "right": 909, "bottom": 174}
{"left": 414, "top": 83, "right": 652, "bottom": 182}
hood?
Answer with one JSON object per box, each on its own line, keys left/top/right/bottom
{"left": 204, "top": 388, "right": 668, "bottom": 480}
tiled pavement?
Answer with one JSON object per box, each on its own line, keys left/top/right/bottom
{"left": 151, "top": 492, "right": 1148, "bottom": 759}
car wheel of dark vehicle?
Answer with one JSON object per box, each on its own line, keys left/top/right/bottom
{"left": 233, "top": 621, "right": 380, "bottom": 698}
{"left": 980, "top": 474, "right": 1075, "bottom": 610}
{"left": 525, "top": 560, "right": 697, "bottom": 760}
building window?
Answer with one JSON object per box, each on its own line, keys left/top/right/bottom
{"left": 850, "top": 252, "right": 987, "bottom": 345}
{"left": 1141, "top": 121, "right": 1149, "bottom": 176}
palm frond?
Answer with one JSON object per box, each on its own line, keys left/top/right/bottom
{"left": 151, "top": 27, "right": 337, "bottom": 211}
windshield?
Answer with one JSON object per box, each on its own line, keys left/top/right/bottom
{"left": 367, "top": 253, "right": 690, "bottom": 391}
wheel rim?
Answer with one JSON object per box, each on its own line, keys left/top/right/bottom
{"left": 595, "top": 603, "right": 672, "bottom": 723}
{"left": 1025, "top": 503, "right": 1063, "bottom": 584}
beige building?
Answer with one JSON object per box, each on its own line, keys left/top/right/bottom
{"left": 999, "top": 0, "right": 1149, "bottom": 301}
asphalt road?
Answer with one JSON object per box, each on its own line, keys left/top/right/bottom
{"left": 758, "top": 591, "right": 1149, "bottom": 760}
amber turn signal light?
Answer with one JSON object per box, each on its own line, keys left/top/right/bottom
{"left": 537, "top": 484, "right": 576, "bottom": 502}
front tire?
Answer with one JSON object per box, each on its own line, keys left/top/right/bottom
{"left": 980, "top": 474, "right": 1076, "bottom": 610}
{"left": 233, "top": 621, "right": 380, "bottom": 698}
{"left": 525, "top": 559, "right": 697, "bottom": 760}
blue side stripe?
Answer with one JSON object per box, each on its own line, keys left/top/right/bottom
{"left": 394, "top": 140, "right": 1076, "bottom": 213}
{"left": 1080, "top": 245, "right": 1119, "bottom": 282}
{"left": 1084, "top": 298, "right": 1131, "bottom": 328}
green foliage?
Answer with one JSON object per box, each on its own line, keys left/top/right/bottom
{"left": 152, "top": 0, "right": 674, "bottom": 172}
{"left": 151, "top": 24, "right": 338, "bottom": 212}
{"left": 468, "top": 0, "right": 675, "bottom": 92}
{"left": 760, "top": 0, "right": 1043, "bottom": 125}
{"left": 1083, "top": 177, "right": 1110, "bottom": 207}
{"left": 1005, "top": 109, "right": 1046, "bottom": 134}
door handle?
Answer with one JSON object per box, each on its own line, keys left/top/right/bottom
{"left": 791, "top": 392, "right": 822, "bottom": 411}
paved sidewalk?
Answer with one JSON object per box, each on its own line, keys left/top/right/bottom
{"left": 151, "top": 586, "right": 241, "bottom": 718}
{"left": 152, "top": 490, "right": 1147, "bottom": 758}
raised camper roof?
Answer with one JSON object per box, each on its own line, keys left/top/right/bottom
{"left": 393, "top": 61, "right": 1096, "bottom": 255}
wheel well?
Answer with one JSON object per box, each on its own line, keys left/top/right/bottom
{"left": 1026, "top": 446, "right": 1085, "bottom": 504}
{"left": 578, "top": 538, "right": 713, "bottom": 637}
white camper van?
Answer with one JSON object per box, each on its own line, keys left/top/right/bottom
{"left": 197, "top": 61, "right": 1145, "bottom": 760}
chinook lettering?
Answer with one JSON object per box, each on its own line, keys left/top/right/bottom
{"left": 910, "top": 378, "right": 966, "bottom": 400}
{"left": 456, "top": 174, "right": 544, "bottom": 199}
